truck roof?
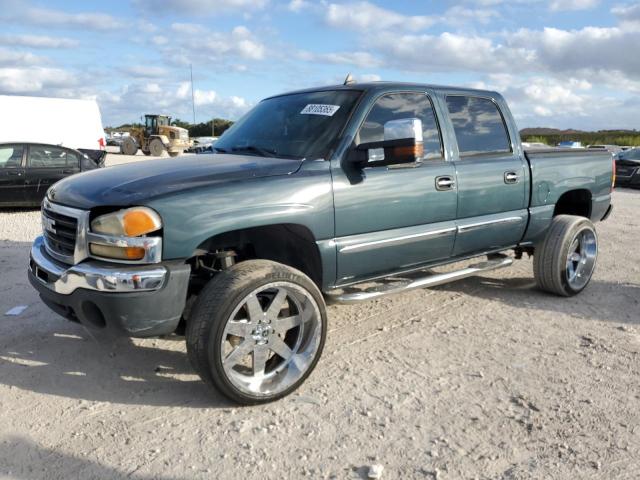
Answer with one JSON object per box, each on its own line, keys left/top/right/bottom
{"left": 265, "top": 81, "right": 501, "bottom": 100}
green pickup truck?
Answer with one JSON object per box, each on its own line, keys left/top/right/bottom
{"left": 29, "top": 82, "right": 614, "bottom": 404}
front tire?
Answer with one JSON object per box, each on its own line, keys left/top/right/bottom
{"left": 186, "top": 260, "right": 327, "bottom": 404}
{"left": 534, "top": 215, "right": 598, "bottom": 296}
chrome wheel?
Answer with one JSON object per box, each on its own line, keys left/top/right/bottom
{"left": 219, "top": 281, "right": 322, "bottom": 397}
{"left": 565, "top": 227, "right": 597, "bottom": 290}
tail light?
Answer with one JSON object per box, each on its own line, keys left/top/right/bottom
{"left": 98, "top": 137, "right": 105, "bottom": 150}
{"left": 612, "top": 157, "right": 616, "bottom": 190}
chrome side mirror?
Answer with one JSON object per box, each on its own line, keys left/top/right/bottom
{"left": 356, "top": 117, "right": 424, "bottom": 166}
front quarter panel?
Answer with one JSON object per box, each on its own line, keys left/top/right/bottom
{"left": 146, "top": 159, "right": 334, "bottom": 261}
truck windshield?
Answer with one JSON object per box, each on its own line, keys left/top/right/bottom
{"left": 214, "top": 90, "right": 362, "bottom": 160}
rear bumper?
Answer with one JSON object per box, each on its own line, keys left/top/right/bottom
{"left": 29, "top": 236, "right": 190, "bottom": 337}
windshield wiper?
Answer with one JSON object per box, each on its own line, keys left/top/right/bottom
{"left": 230, "top": 145, "right": 278, "bottom": 157}
{"left": 213, "top": 146, "right": 228, "bottom": 153}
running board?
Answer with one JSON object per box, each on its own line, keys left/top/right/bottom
{"left": 325, "top": 254, "right": 513, "bottom": 304}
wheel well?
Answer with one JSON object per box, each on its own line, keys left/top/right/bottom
{"left": 553, "top": 189, "right": 592, "bottom": 218}
{"left": 193, "top": 224, "right": 323, "bottom": 287}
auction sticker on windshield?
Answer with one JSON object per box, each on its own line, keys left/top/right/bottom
{"left": 300, "top": 104, "right": 340, "bottom": 116}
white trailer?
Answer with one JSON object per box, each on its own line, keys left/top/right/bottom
{"left": 0, "top": 95, "right": 106, "bottom": 153}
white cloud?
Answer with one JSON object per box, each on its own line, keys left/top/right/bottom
{"left": 325, "top": 1, "right": 436, "bottom": 32}
{"left": 358, "top": 73, "right": 381, "bottom": 82}
{"left": 366, "top": 31, "right": 532, "bottom": 73}
{"left": 297, "top": 50, "right": 381, "bottom": 68}
{"left": 18, "top": 7, "right": 124, "bottom": 30}
{"left": 100, "top": 81, "right": 252, "bottom": 125}
{"left": 121, "top": 65, "right": 168, "bottom": 78}
{"left": 0, "top": 34, "right": 78, "bottom": 49}
{"left": 549, "top": 0, "right": 599, "bottom": 11}
{"left": 0, "top": 48, "right": 45, "bottom": 67}
{"left": 158, "top": 23, "right": 267, "bottom": 66}
{"left": 442, "top": 5, "right": 499, "bottom": 25}
{"left": 0, "top": 67, "right": 79, "bottom": 94}
{"left": 288, "top": 0, "right": 310, "bottom": 12}
{"left": 507, "top": 25, "right": 640, "bottom": 77}
{"left": 612, "top": 2, "right": 640, "bottom": 24}
{"left": 132, "top": 0, "right": 268, "bottom": 15}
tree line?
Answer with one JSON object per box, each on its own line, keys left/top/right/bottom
{"left": 521, "top": 130, "right": 640, "bottom": 147}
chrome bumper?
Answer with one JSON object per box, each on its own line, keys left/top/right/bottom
{"left": 29, "top": 236, "right": 167, "bottom": 295}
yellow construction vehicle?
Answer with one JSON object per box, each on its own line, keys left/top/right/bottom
{"left": 120, "top": 114, "right": 189, "bottom": 157}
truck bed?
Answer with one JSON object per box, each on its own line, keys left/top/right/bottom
{"left": 522, "top": 148, "right": 613, "bottom": 243}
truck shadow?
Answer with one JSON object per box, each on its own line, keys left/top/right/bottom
{"left": 0, "top": 435, "right": 185, "bottom": 480}
{"left": 0, "top": 326, "right": 233, "bottom": 408}
{"left": 0, "top": 239, "right": 233, "bottom": 408}
{"left": 433, "top": 275, "right": 640, "bottom": 326}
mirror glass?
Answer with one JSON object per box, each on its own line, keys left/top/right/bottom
{"left": 367, "top": 148, "right": 385, "bottom": 162}
{"left": 383, "top": 118, "right": 423, "bottom": 142}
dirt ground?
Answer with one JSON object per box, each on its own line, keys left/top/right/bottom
{"left": 0, "top": 153, "right": 638, "bottom": 479}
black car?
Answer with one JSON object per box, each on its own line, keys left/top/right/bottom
{"left": 0, "top": 143, "right": 105, "bottom": 207}
{"left": 615, "top": 148, "right": 640, "bottom": 188}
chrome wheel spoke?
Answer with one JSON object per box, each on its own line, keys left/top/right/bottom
{"left": 265, "top": 288, "right": 287, "bottom": 320}
{"left": 245, "top": 294, "right": 264, "bottom": 322}
{"left": 269, "top": 335, "right": 294, "bottom": 361}
{"left": 564, "top": 226, "right": 597, "bottom": 290}
{"left": 273, "top": 314, "right": 301, "bottom": 334}
{"left": 568, "top": 237, "right": 580, "bottom": 254}
{"left": 223, "top": 340, "right": 254, "bottom": 367}
{"left": 226, "top": 320, "right": 253, "bottom": 338}
{"left": 252, "top": 346, "right": 269, "bottom": 376}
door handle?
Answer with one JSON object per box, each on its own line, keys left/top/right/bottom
{"left": 504, "top": 171, "right": 519, "bottom": 184}
{"left": 7, "top": 171, "right": 22, "bottom": 176}
{"left": 435, "top": 176, "right": 455, "bottom": 191}
{"left": 62, "top": 169, "right": 74, "bottom": 174}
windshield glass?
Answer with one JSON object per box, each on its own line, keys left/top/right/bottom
{"left": 215, "top": 90, "right": 362, "bottom": 159}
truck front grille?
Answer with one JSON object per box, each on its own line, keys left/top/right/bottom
{"left": 41, "top": 199, "right": 89, "bottom": 265}
{"left": 42, "top": 207, "right": 78, "bottom": 258}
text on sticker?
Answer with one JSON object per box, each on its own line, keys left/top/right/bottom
{"left": 300, "top": 104, "right": 341, "bottom": 116}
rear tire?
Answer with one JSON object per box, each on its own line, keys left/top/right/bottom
{"left": 533, "top": 215, "right": 598, "bottom": 296}
{"left": 120, "top": 137, "right": 138, "bottom": 156}
{"left": 186, "top": 260, "right": 327, "bottom": 405}
{"left": 149, "top": 138, "right": 165, "bottom": 157}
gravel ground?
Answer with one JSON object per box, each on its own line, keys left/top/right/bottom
{"left": 0, "top": 154, "right": 639, "bottom": 479}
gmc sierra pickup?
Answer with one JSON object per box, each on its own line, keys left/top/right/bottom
{"left": 28, "top": 82, "right": 614, "bottom": 404}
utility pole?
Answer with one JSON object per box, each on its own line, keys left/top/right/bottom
{"left": 190, "top": 64, "right": 196, "bottom": 124}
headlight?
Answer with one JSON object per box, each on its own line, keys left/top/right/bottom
{"left": 91, "top": 207, "right": 161, "bottom": 237}
{"left": 89, "top": 207, "right": 162, "bottom": 262}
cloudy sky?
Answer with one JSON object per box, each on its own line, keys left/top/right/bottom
{"left": 1, "top": 0, "right": 639, "bottom": 130}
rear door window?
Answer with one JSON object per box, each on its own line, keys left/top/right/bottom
{"left": 0, "top": 145, "right": 24, "bottom": 168}
{"left": 445, "top": 96, "right": 511, "bottom": 156}
{"left": 27, "top": 145, "right": 72, "bottom": 168}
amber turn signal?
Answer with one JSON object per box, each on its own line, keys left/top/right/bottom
{"left": 90, "top": 244, "right": 146, "bottom": 261}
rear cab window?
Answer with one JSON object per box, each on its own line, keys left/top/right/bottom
{"left": 445, "top": 96, "right": 511, "bottom": 156}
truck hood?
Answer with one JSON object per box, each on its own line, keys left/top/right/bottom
{"left": 49, "top": 154, "right": 303, "bottom": 209}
